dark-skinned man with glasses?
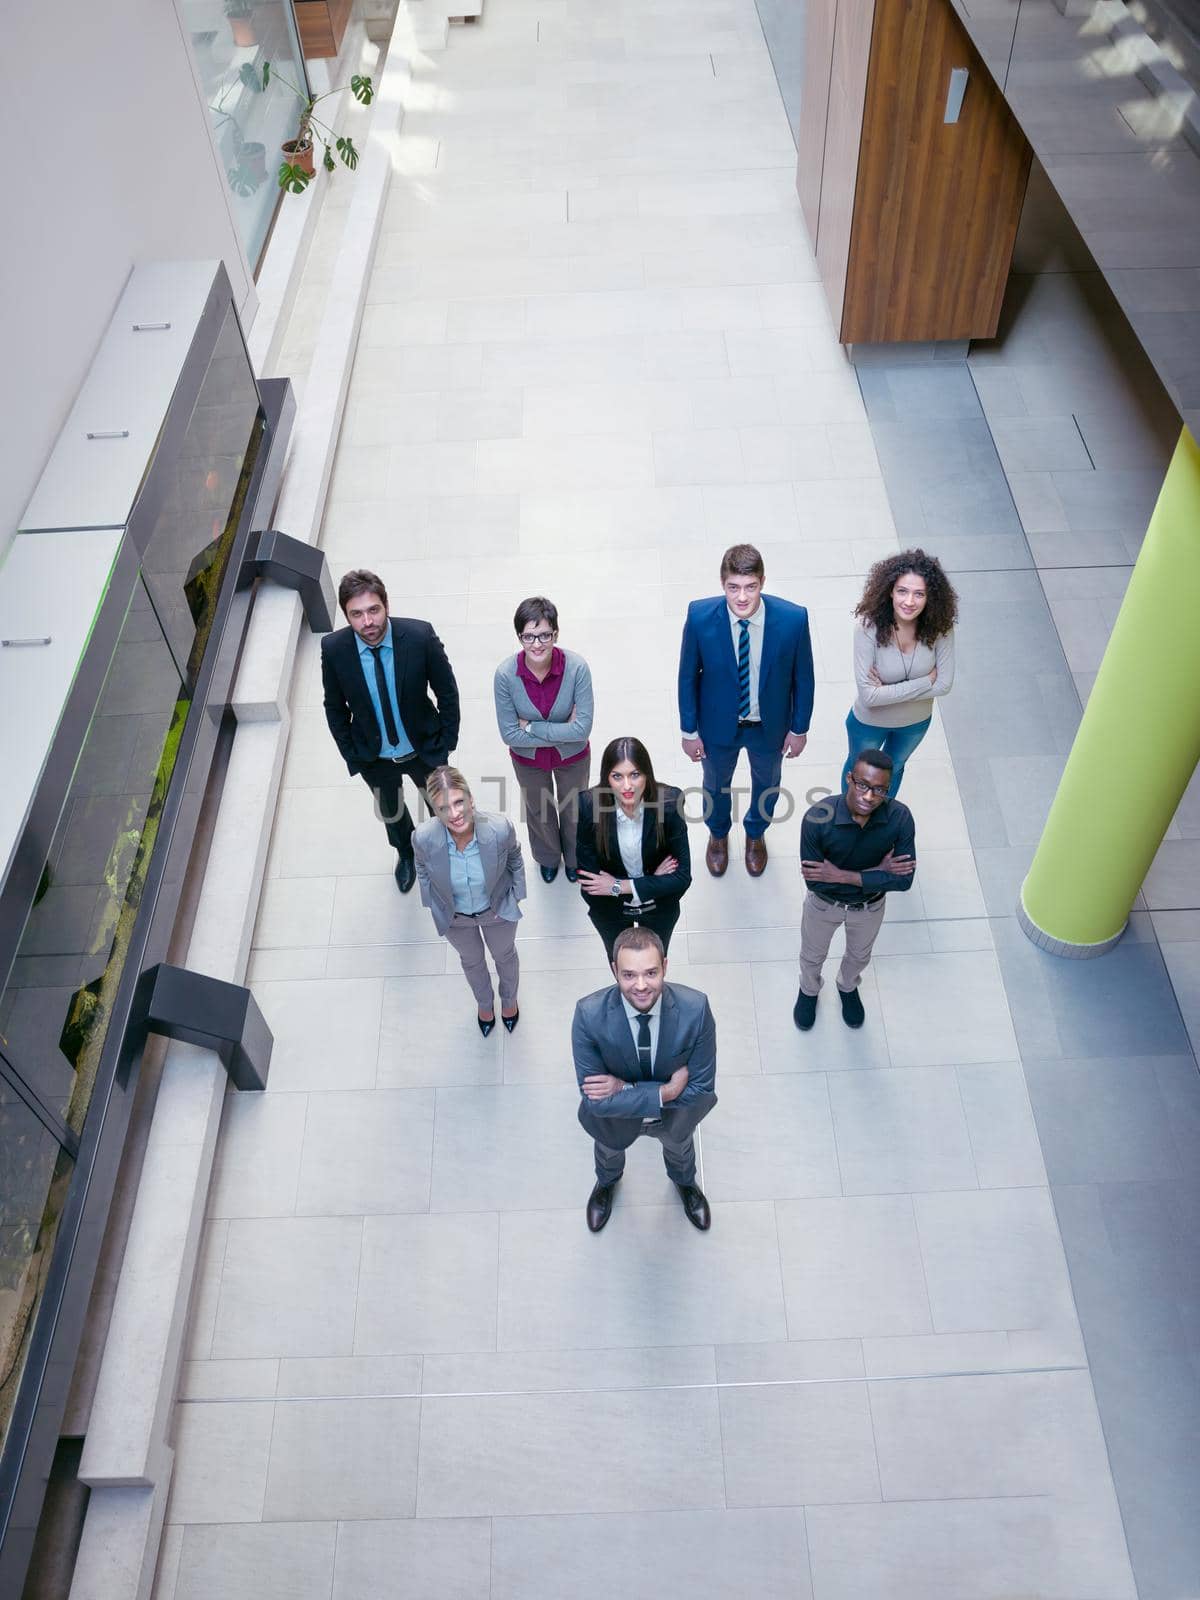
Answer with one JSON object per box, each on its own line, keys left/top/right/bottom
{"left": 794, "top": 748, "right": 916, "bottom": 1031}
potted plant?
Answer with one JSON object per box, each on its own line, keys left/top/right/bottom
{"left": 225, "top": 0, "right": 257, "bottom": 48}
{"left": 259, "top": 61, "right": 374, "bottom": 191}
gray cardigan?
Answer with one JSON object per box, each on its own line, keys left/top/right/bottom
{"left": 494, "top": 649, "right": 594, "bottom": 762}
{"left": 851, "top": 620, "right": 955, "bottom": 730}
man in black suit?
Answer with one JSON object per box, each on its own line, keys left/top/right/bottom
{"left": 321, "top": 569, "right": 460, "bottom": 893}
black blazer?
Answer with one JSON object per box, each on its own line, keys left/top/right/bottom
{"left": 321, "top": 618, "right": 460, "bottom": 775}
{"left": 576, "top": 786, "right": 692, "bottom": 908}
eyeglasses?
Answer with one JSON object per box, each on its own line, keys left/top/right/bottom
{"left": 850, "top": 777, "right": 890, "bottom": 799}
{"left": 520, "top": 631, "right": 556, "bottom": 645}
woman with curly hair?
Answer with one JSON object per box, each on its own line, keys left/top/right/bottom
{"left": 843, "top": 550, "right": 958, "bottom": 797}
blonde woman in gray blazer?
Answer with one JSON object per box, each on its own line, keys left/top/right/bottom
{"left": 413, "top": 767, "right": 527, "bottom": 1037}
{"left": 494, "top": 596, "right": 594, "bottom": 885}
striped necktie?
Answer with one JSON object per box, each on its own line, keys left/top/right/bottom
{"left": 737, "top": 618, "right": 751, "bottom": 720}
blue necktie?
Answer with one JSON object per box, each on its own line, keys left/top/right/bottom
{"left": 737, "top": 619, "right": 751, "bottom": 720}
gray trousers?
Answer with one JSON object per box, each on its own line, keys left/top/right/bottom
{"left": 593, "top": 1122, "right": 697, "bottom": 1186}
{"left": 511, "top": 755, "right": 591, "bottom": 870}
{"left": 444, "top": 909, "right": 520, "bottom": 1008}
{"left": 798, "top": 890, "right": 887, "bottom": 997}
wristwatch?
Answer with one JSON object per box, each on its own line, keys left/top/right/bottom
{"left": 610, "top": 881, "right": 623, "bottom": 897}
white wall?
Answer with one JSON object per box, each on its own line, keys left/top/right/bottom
{"left": 0, "top": 0, "right": 259, "bottom": 551}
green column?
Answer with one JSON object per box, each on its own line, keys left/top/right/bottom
{"left": 1019, "top": 427, "right": 1200, "bottom": 955}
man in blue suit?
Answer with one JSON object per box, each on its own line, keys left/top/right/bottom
{"left": 678, "top": 544, "right": 815, "bottom": 877}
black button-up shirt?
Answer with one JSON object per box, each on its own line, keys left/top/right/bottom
{"left": 799, "top": 791, "right": 917, "bottom": 904}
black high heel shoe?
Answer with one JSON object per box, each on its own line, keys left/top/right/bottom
{"left": 501, "top": 1007, "right": 520, "bottom": 1034}
{"left": 477, "top": 1013, "right": 496, "bottom": 1038}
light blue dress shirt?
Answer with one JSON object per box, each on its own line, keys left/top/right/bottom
{"left": 447, "top": 830, "right": 490, "bottom": 914}
{"left": 355, "top": 632, "right": 414, "bottom": 760}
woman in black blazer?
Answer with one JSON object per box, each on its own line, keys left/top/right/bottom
{"left": 576, "top": 736, "right": 692, "bottom": 960}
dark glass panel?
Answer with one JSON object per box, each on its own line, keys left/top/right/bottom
{"left": 138, "top": 305, "right": 263, "bottom": 688}
{"left": 0, "top": 585, "right": 187, "bottom": 1131}
{"left": 0, "top": 1071, "right": 74, "bottom": 1459}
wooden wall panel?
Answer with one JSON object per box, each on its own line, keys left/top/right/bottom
{"left": 815, "top": 0, "right": 876, "bottom": 332}
{"left": 295, "top": 0, "right": 352, "bottom": 60}
{"left": 841, "top": 0, "right": 1032, "bottom": 344}
{"left": 796, "top": 0, "right": 838, "bottom": 248}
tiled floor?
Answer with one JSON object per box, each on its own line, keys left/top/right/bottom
{"left": 155, "top": 4, "right": 1197, "bottom": 1597}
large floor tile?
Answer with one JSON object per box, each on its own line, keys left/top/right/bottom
{"left": 377, "top": 973, "right": 505, "bottom": 1088}
{"left": 869, "top": 1368, "right": 1115, "bottom": 1502}
{"left": 263, "top": 1397, "right": 420, "bottom": 1520}
{"left": 498, "top": 1201, "right": 787, "bottom": 1349}
{"left": 719, "top": 1380, "right": 881, "bottom": 1505}
{"left": 492, "top": 1508, "right": 812, "bottom": 1600}
{"left": 166, "top": 1402, "right": 274, "bottom": 1523}
{"left": 207, "top": 1093, "right": 307, "bottom": 1219}
{"left": 210, "top": 1217, "right": 361, "bottom": 1359}
{"left": 806, "top": 1496, "right": 1136, "bottom": 1600}
{"left": 827, "top": 1066, "right": 978, "bottom": 1195}
{"left": 416, "top": 1386, "right": 725, "bottom": 1516}
{"left": 251, "top": 977, "right": 383, "bottom": 1093}
{"left": 355, "top": 1212, "right": 498, "bottom": 1354}
{"left": 175, "top": 1523, "right": 336, "bottom": 1600}
{"left": 775, "top": 1194, "right": 933, "bottom": 1339}
{"left": 332, "top": 1519, "right": 492, "bottom": 1600}
{"left": 430, "top": 1083, "right": 587, "bottom": 1211}
{"left": 873, "top": 950, "right": 1019, "bottom": 1066}
{"left": 914, "top": 1188, "right": 1080, "bottom": 1337}
{"left": 296, "top": 1089, "right": 435, "bottom": 1214}
{"left": 701, "top": 1073, "right": 840, "bottom": 1199}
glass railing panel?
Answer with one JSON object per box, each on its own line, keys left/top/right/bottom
{"left": 0, "top": 584, "right": 188, "bottom": 1133}
{"left": 0, "top": 1070, "right": 74, "bottom": 1458}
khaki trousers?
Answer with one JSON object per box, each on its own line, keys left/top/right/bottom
{"left": 444, "top": 909, "right": 520, "bottom": 1007}
{"left": 511, "top": 755, "right": 591, "bottom": 870}
{"left": 798, "top": 890, "right": 887, "bottom": 997}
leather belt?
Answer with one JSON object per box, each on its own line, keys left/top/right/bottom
{"left": 813, "top": 890, "right": 884, "bottom": 911}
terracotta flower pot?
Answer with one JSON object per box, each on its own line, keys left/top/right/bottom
{"left": 281, "top": 139, "right": 314, "bottom": 177}
{"left": 230, "top": 16, "right": 257, "bottom": 46}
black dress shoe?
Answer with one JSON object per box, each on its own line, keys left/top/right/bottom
{"left": 587, "top": 1180, "right": 616, "bottom": 1232}
{"left": 394, "top": 854, "right": 416, "bottom": 894}
{"left": 677, "top": 1183, "right": 711, "bottom": 1231}
{"left": 540, "top": 864, "right": 559, "bottom": 883}
{"left": 838, "top": 986, "right": 866, "bottom": 1028}
{"left": 501, "top": 1007, "right": 520, "bottom": 1033}
{"left": 793, "top": 989, "right": 818, "bottom": 1031}
{"left": 564, "top": 866, "right": 579, "bottom": 883}
{"left": 477, "top": 1013, "right": 496, "bottom": 1038}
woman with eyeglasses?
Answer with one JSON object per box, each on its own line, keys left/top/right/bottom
{"left": 575, "top": 736, "right": 692, "bottom": 961}
{"left": 494, "top": 596, "right": 594, "bottom": 884}
{"left": 844, "top": 549, "right": 959, "bottom": 798}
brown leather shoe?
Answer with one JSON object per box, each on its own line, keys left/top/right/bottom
{"left": 745, "top": 836, "right": 768, "bottom": 876}
{"left": 705, "top": 834, "right": 729, "bottom": 877}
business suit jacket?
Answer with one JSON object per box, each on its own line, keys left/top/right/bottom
{"left": 321, "top": 618, "right": 460, "bottom": 776}
{"left": 677, "top": 595, "right": 815, "bottom": 753}
{"left": 573, "top": 981, "right": 717, "bottom": 1151}
{"left": 575, "top": 786, "right": 692, "bottom": 910}
{"left": 412, "top": 812, "right": 527, "bottom": 937}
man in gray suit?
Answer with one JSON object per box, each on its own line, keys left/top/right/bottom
{"left": 573, "top": 925, "right": 716, "bottom": 1233}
